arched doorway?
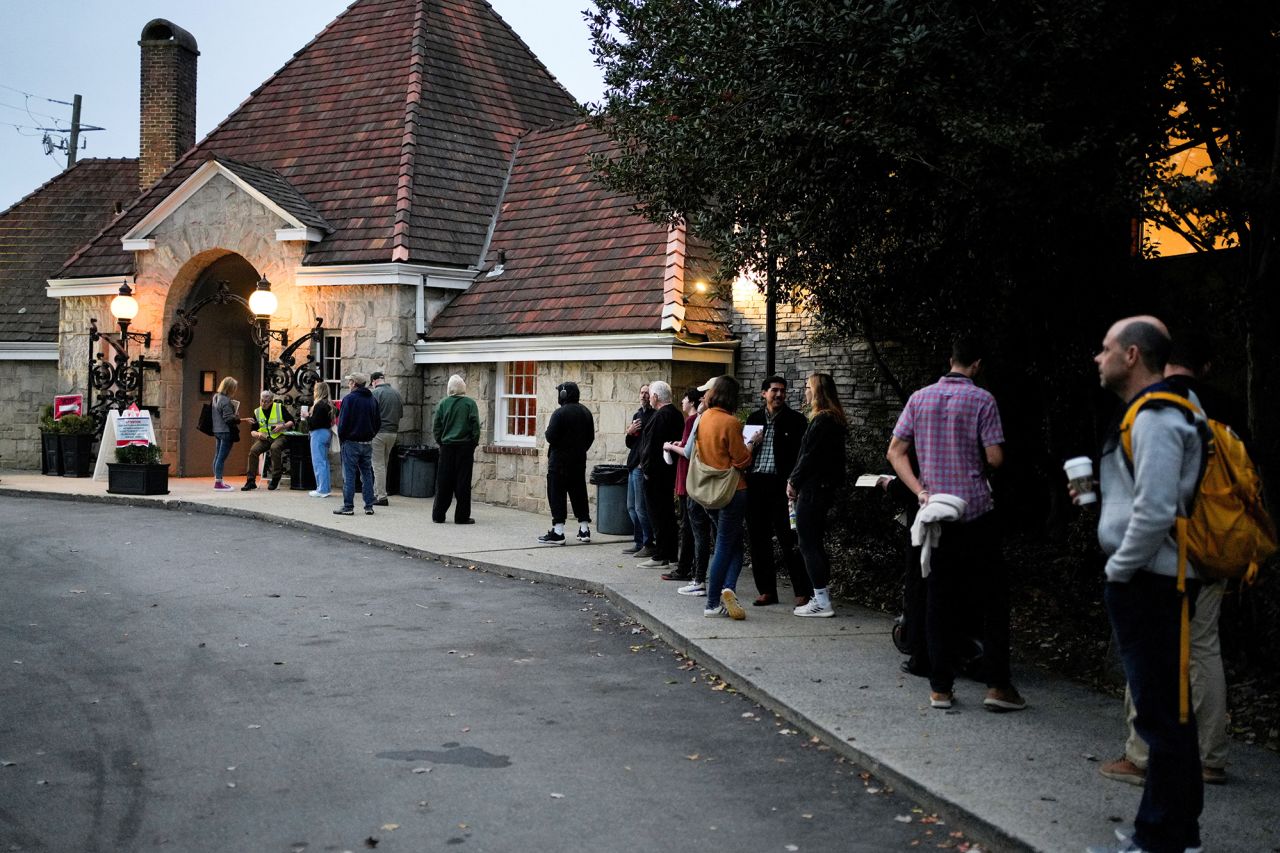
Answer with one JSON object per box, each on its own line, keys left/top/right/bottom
{"left": 177, "top": 255, "right": 261, "bottom": 476}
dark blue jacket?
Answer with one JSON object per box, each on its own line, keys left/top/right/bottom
{"left": 338, "top": 386, "right": 381, "bottom": 442}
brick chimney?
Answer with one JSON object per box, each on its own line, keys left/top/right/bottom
{"left": 138, "top": 19, "right": 198, "bottom": 190}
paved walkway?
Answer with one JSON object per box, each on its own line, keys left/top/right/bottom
{"left": 2, "top": 470, "right": 1277, "bottom": 852}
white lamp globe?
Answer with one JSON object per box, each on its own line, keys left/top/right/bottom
{"left": 248, "top": 280, "right": 278, "bottom": 317}
{"left": 110, "top": 286, "right": 139, "bottom": 321}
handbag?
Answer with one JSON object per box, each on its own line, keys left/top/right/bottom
{"left": 684, "top": 415, "right": 739, "bottom": 509}
{"left": 329, "top": 428, "right": 340, "bottom": 455}
{"left": 229, "top": 421, "right": 241, "bottom": 444}
{"left": 197, "top": 403, "right": 215, "bottom": 436}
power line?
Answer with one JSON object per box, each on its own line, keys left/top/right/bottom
{"left": 0, "top": 82, "right": 75, "bottom": 106}
{"left": 0, "top": 99, "right": 65, "bottom": 122}
{"left": 1, "top": 119, "right": 43, "bottom": 135}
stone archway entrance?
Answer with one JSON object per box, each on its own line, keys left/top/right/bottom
{"left": 176, "top": 255, "right": 261, "bottom": 476}
{"left": 167, "top": 253, "right": 325, "bottom": 478}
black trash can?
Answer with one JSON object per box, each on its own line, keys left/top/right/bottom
{"left": 387, "top": 443, "right": 406, "bottom": 496}
{"left": 399, "top": 445, "right": 439, "bottom": 498}
{"left": 590, "top": 464, "right": 632, "bottom": 536}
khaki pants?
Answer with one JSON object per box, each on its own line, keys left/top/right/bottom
{"left": 246, "top": 436, "right": 287, "bottom": 481}
{"left": 370, "top": 432, "right": 397, "bottom": 500}
{"left": 1124, "top": 580, "right": 1228, "bottom": 770}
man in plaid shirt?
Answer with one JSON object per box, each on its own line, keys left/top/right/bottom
{"left": 886, "top": 338, "right": 1026, "bottom": 713}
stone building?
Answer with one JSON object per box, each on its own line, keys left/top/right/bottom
{"left": 40, "top": 0, "right": 735, "bottom": 512}
{"left": 20, "top": 0, "right": 925, "bottom": 513}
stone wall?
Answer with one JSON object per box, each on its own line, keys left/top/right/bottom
{"left": 728, "top": 278, "right": 938, "bottom": 469}
{"left": 0, "top": 359, "right": 60, "bottom": 469}
{"left": 421, "top": 359, "right": 722, "bottom": 514}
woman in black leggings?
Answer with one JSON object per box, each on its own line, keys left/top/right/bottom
{"left": 787, "top": 373, "right": 849, "bottom": 617}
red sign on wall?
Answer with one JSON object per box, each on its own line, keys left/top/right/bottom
{"left": 53, "top": 394, "right": 83, "bottom": 419}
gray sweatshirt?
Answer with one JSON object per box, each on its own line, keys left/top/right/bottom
{"left": 1097, "top": 403, "right": 1203, "bottom": 583}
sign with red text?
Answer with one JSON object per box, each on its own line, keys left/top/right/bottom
{"left": 115, "top": 404, "right": 155, "bottom": 447}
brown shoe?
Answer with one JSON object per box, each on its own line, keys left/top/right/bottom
{"left": 983, "top": 686, "right": 1027, "bottom": 712}
{"left": 1202, "top": 766, "right": 1227, "bottom": 785}
{"left": 1099, "top": 756, "right": 1146, "bottom": 786}
{"left": 929, "top": 691, "right": 953, "bottom": 709}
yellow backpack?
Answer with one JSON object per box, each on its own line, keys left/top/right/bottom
{"left": 1120, "top": 391, "right": 1276, "bottom": 585}
{"left": 1120, "top": 390, "right": 1276, "bottom": 724}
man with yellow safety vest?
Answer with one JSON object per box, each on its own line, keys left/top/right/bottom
{"left": 242, "top": 390, "right": 295, "bottom": 491}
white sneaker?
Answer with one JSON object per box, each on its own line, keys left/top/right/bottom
{"left": 793, "top": 600, "right": 835, "bottom": 617}
{"left": 308, "top": 490, "right": 331, "bottom": 498}
{"left": 703, "top": 604, "right": 729, "bottom": 617}
{"left": 636, "top": 558, "right": 669, "bottom": 569}
{"left": 678, "top": 582, "right": 707, "bottom": 596}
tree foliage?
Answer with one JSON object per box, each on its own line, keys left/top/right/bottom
{"left": 587, "top": 0, "right": 1280, "bottom": 499}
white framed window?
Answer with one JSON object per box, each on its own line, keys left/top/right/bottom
{"left": 322, "top": 333, "right": 343, "bottom": 399}
{"left": 496, "top": 360, "right": 538, "bottom": 445}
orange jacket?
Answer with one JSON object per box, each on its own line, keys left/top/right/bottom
{"left": 695, "top": 407, "right": 751, "bottom": 490}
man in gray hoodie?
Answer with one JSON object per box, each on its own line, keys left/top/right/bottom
{"left": 1086, "top": 315, "right": 1204, "bottom": 853}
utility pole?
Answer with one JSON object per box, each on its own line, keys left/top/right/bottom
{"left": 66, "top": 94, "right": 82, "bottom": 168}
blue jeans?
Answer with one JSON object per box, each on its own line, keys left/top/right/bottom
{"left": 704, "top": 489, "right": 747, "bottom": 608}
{"left": 1105, "top": 573, "right": 1203, "bottom": 853}
{"left": 341, "top": 441, "right": 375, "bottom": 510}
{"left": 310, "top": 428, "right": 332, "bottom": 494}
{"left": 627, "top": 467, "right": 652, "bottom": 547}
{"left": 212, "top": 434, "right": 233, "bottom": 481}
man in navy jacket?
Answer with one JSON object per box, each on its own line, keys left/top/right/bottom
{"left": 334, "top": 372, "right": 381, "bottom": 516}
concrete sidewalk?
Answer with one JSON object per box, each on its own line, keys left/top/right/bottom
{"left": 2, "top": 470, "right": 1276, "bottom": 853}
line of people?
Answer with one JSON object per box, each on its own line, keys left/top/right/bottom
{"left": 553, "top": 373, "right": 851, "bottom": 622}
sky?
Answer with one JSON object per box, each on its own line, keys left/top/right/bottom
{"left": 0, "top": 0, "right": 606, "bottom": 213}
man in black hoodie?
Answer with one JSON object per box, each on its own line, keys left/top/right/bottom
{"left": 539, "top": 381, "right": 595, "bottom": 544}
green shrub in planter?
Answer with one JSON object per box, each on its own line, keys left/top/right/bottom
{"left": 39, "top": 404, "right": 63, "bottom": 475}
{"left": 56, "top": 413, "right": 98, "bottom": 477}
{"left": 57, "top": 414, "right": 98, "bottom": 435}
{"left": 115, "top": 443, "right": 162, "bottom": 465}
{"left": 108, "top": 443, "right": 169, "bottom": 495}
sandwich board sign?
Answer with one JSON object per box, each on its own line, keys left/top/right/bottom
{"left": 93, "top": 405, "right": 158, "bottom": 481}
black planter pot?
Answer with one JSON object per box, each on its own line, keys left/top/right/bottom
{"left": 107, "top": 463, "right": 170, "bottom": 495}
{"left": 59, "top": 434, "right": 95, "bottom": 478}
{"left": 41, "top": 431, "right": 63, "bottom": 476}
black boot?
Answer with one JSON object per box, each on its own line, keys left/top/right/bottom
{"left": 268, "top": 475, "right": 281, "bottom": 491}
{"left": 241, "top": 478, "right": 257, "bottom": 491}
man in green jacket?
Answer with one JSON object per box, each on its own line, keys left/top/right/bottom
{"left": 432, "top": 374, "right": 481, "bottom": 524}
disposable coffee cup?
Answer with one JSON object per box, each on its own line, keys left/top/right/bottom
{"left": 1063, "top": 456, "right": 1096, "bottom": 505}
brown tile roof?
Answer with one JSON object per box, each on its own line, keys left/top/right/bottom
{"left": 428, "top": 121, "right": 733, "bottom": 341}
{"left": 58, "top": 0, "right": 580, "bottom": 279}
{"left": 0, "top": 158, "right": 138, "bottom": 341}
{"left": 214, "top": 157, "right": 332, "bottom": 233}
